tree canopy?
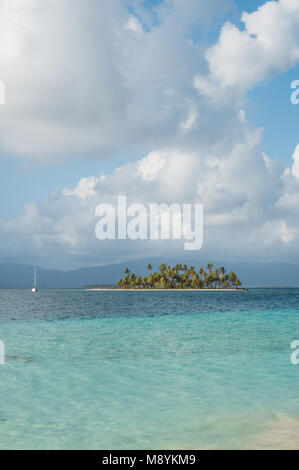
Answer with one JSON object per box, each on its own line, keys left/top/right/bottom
{"left": 118, "top": 263, "right": 242, "bottom": 289}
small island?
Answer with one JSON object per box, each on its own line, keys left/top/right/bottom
{"left": 112, "top": 263, "right": 244, "bottom": 290}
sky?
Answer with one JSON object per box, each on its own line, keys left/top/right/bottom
{"left": 0, "top": 0, "right": 299, "bottom": 269}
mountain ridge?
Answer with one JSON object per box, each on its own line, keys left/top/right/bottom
{"left": 1, "top": 258, "right": 299, "bottom": 288}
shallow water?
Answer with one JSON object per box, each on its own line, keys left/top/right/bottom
{"left": 0, "top": 288, "right": 298, "bottom": 449}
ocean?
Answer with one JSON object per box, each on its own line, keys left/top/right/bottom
{"left": 0, "top": 288, "right": 298, "bottom": 449}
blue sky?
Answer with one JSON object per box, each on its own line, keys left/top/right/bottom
{"left": 0, "top": 152, "right": 137, "bottom": 220}
{"left": 1, "top": 0, "right": 299, "bottom": 268}
{"left": 1, "top": 0, "right": 297, "bottom": 221}
{"left": 247, "top": 65, "right": 299, "bottom": 162}
{"left": 1, "top": 66, "right": 298, "bottom": 221}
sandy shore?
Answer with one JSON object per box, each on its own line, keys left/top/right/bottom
{"left": 251, "top": 415, "right": 299, "bottom": 450}
{"left": 86, "top": 288, "right": 248, "bottom": 292}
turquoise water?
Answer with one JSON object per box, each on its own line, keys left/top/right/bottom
{"left": 0, "top": 289, "right": 299, "bottom": 449}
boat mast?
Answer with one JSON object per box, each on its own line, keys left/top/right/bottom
{"left": 34, "top": 265, "right": 37, "bottom": 289}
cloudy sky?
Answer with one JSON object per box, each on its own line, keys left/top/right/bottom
{"left": 0, "top": 0, "right": 299, "bottom": 269}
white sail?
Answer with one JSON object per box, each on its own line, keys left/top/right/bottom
{"left": 32, "top": 265, "right": 38, "bottom": 292}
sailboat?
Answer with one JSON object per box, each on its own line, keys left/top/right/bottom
{"left": 32, "top": 265, "right": 38, "bottom": 293}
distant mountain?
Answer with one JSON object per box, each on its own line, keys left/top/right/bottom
{"left": 0, "top": 259, "right": 299, "bottom": 288}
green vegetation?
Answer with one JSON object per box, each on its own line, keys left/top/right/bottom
{"left": 117, "top": 263, "right": 242, "bottom": 289}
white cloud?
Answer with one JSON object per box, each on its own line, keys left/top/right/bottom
{"left": 0, "top": 0, "right": 231, "bottom": 161}
{"left": 125, "top": 15, "right": 143, "bottom": 34}
{"left": 62, "top": 177, "right": 101, "bottom": 199}
{"left": 180, "top": 102, "right": 198, "bottom": 132}
{"left": 2, "top": 139, "right": 299, "bottom": 268}
{"left": 291, "top": 144, "right": 299, "bottom": 181}
{"left": 2, "top": 1, "right": 299, "bottom": 267}
{"left": 137, "top": 151, "right": 166, "bottom": 181}
{"left": 195, "top": 0, "right": 299, "bottom": 99}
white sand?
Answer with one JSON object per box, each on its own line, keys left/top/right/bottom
{"left": 86, "top": 288, "right": 247, "bottom": 292}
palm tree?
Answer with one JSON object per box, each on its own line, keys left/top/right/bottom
{"left": 147, "top": 273, "right": 155, "bottom": 288}
{"left": 206, "top": 263, "right": 214, "bottom": 272}
{"left": 121, "top": 275, "right": 130, "bottom": 289}
{"left": 205, "top": 272, "right": 214, "bottom": 288}
{"left": 229, "top": 271, "right": 237, "bottom": 286}
{"left": 118, "top": 263, "right": 242, "bottom": 290}
{"left": 165, "top": 267, "right": 173, "bottom": 288}
{"left": 219, "top": 273, "right": 226, "bottom": 288}
{"left": 160, "top": 276, "right": 167, "bottom": 289}
{"left": 159, "top": 263, "right": 167, "bottom": 273}
{"left": 199, "top": 267, "right": 206, "bottom": 278}
{"left": 213, "top": 268, "right": 219, "bottom": 288}
{"left": 135, "top": 276, "right": 142, "bottom": 287}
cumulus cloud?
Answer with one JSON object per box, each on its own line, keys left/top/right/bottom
{"left": 125, "top": 16, "right": 143, "bottom": 34}
{"left": 137, "top": 152, "right": 166, "bottom": 181}
{"left": 195, "top": 0, "right": 299, "bottom": 99}
{"left": 0, "top": 0, "right": 231, "bottom": 161}
{"left": 2, "top": 139, "right": 299, "bottom": 268}
{"left": 62, "top": 177, "right": 102, "bottom": 199}
{"left": 291, "top": 144, "right": 299, "bottom": 181}
{"left": 1, "top": 0, "right": 299, "bottom": 268}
